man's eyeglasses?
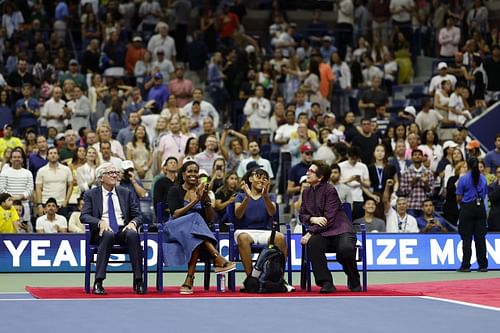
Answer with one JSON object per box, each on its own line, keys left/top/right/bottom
{"left": 103, "top": 171, "right": 119, "bottom": 176}
{"left": 304, "top": 151, "right": 313, "bottom": 155}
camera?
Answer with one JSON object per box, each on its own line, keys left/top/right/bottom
{"left": 216, "top": 165, "right": 223, "bottom": 171}
{"left": 224, "top": 122, "right": 232, "bottom": 131}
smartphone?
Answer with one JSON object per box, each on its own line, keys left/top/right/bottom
{"left": 200, "top": 177, "right": 208, "bottom": 184}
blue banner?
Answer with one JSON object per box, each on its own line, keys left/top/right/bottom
{"left": 1, "top": 233, "right": 499, "bottom": 272}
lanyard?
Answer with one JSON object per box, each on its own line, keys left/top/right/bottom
{"left": 375, "top": 166, "right": 384, "bottom": 190}
{"left": 171, "top": 134, "right": 182, "bottom": 153}
{"left": 397, "top": 215, "right": 408, "bottom": 232}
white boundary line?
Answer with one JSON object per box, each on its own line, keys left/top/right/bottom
{"left": 0, "top": 295, "right": 420, "bottom": 302}
{"left": 420, "top": 296, "right": 500, "bottom": 312}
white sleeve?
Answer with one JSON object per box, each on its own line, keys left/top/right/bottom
{"left": 385, "top": 209, "right": 398, "bottom": 233}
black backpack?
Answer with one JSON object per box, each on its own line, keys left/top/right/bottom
{"left": 243, "top": 224, "right": 287, "bottom": 293}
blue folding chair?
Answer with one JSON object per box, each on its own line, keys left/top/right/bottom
{"left": 155, "top": 202, "right": 218, "bottom": 293}
{"left": 226, "top": 201, "right": 292, "bottom": 291}
{"left": 84, "top": 224, "right": 149, "bottom": 294}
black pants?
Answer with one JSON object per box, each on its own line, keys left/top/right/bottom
{"left": 96, "top": 229, "right": 143, "bottom": 281}
{"left": 458, "top": 202, "right": 488, "bottom": 269}
{"left": 335, "top": 23, "right": 353, "bottom": 60}
{"left": 307, "top": 232, "right": 360, "bottom": 287}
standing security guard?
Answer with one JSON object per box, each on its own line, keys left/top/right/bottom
{"left": 456, "top": 158, "right": 489, "bottom": 272}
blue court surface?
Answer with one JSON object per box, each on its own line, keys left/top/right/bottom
{"left": 1, "top": 295, "right": 499, "bottom": 332}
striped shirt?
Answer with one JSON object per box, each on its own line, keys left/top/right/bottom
{"left": 0, "top": 167, "right": 34, "bottom": 199}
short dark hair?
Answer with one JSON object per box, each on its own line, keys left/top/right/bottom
{"left": 364, "top": 197, "right": 377, "bottom": 205}
{"left": 0, "top": 193, "right": 12, "bottom": 204}
{"left": 331, "top": 163, "right": 341, "bottom": 173}
{"left": 45, "top": 197, "right": 58, "bottom": 206}
{"left": 312, "top": 160, "right": 331, "bottom": 183}
{"left": 47, "top": 146, "right": 58, "bottom": 154}
{"left": 412, "top": 149, "right": 423, "bottom": 156}
{"left": 422, "top": 198, "right": 434, "bottom": 207}
{"left": 347, "top": 146, "right": 361, "bottom": 158}
{"left": 496, "top": 133, "right": 500, "bottom": 141}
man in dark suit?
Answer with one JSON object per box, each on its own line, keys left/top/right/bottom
{"left": 80, "top": 162, "right": 145, "bottom": 295}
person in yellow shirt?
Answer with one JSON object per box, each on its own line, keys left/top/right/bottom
{"left": 0, "top": 193, "right": 20, "bottom": 233}
{"left": 0, "top": 124, "right": 23, "bottom": 159}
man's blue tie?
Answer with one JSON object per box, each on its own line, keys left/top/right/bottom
{"left": 107, "top": 192, "right": 119, "bottom": 232}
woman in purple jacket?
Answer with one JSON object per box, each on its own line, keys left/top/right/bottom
{"left": 300, "top": 160, "right": 361, "bottom": 293}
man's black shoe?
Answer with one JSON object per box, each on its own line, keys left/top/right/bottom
{"left": 349, "top": 284, "right": 362, "bottom": 292}
{"left": 93, "top": 282, "right": 107, "bottom": 295}
{"left": 320, "top": 282, "right": 336, "bottom": 294}
{"left": 477, "top": 268, "right": 488, "bottom": 272}
{"left": 347, "top": 279, "right": 362, "bottom": 292}
{"left": 456, "top": 267, "right": 471, "bottom": 272}
{"left": 134, "top": 281, "right": 146, "bottom": 294}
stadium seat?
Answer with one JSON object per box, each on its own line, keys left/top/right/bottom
{"left": 300, "top": 218, "right": 368, "bottom": 292}
{"left": 84, "top": 224, "right": 149, "bottom": 294}
{"left": 155, "top": 202, "right": 217, "bottom": 293}
{"left": 225, "top": 201, "right": 292, "bottom": 291}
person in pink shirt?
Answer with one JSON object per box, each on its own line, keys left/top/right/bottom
{"left": 168, "top": 67, "right": 193, "bottom": 107}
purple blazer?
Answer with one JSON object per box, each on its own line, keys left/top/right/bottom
{"left": 299, "top": 182, "right": 353, "bottom": 237}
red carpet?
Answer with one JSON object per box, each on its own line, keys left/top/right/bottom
{"left": 25, "top": 285, "right": 420, "bottom": 299}
{"left": 374, "top": 278, "right": 500, "bottom": 308}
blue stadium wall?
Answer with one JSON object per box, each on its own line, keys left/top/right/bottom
{"left": 1, "top": 233, "right": 499, "bottom": 272}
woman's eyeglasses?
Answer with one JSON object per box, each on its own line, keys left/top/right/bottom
{"left": 103, "top": 171, "right": 119, "bottom": 176}
{"left": 306, "top": 168, "right": 317, "bottom": 174}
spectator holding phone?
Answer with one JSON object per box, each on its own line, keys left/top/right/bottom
{"left": 198, "top": 169, "right": 215, "bottom": 208}
{"left": 214, "top": 171, "right": 240, "bottom": 231}
{"left": 119, "top": 160, "right": 147, "bottom": 207}
{"left": 417, "top": 199, "right": 453, "bottom": 233}
{"left": 338, "top": 147, "right": 370, "bottom": 221}
{"left": 210, "top": 158, "right": 226, "bottom": 194}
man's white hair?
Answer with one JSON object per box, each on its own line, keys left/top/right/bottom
{"left": 96, "top": 162, "right": 116, "bottom": 180}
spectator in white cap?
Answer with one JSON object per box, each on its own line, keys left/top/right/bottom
{"left": 125, "top": 35, "right": 146, "bottom": 75}
{"left": 323, "top": 112, "right": 338, "bottom": 132}
{"left": 59, "top": 59, "right": 87, "bottom": 91}
{"left": 314, "top": 129, "right": 337, "bottom": 166}
{"left": 397, "top": 106, "right": 417, "bottom": 126}
{"left": 147, "top": 21, "right": 176, "bottom": 65}
{"left": 320, "top": 35, "right": 337, "bottom": 62}
{"left": 119, "top": 160, "right": 147, "bottom": 206}
{"left": 428, "top": 61, "right": 457, "bottom": 96}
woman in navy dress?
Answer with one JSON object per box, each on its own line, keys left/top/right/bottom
{"left": 165, "top": 160, "right": 236, "bottom": 294}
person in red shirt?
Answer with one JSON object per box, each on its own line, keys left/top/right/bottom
{"left": 218, "top": 5, "right": 240, "bottom": 47}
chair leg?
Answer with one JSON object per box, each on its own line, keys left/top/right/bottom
{"left": 286, "top": 224, "right": 292, "bottom": 285}
{"left": 204, "top": 258, "right": 210, "bottom": 291}
{"left": 143, "top": 225, "right": 148, "bottom": 294}
{"left": 157, "top": 224, "right": 164, "bottom": 293}
{"left": 84, "top": 249, "right": 92, "bottom": 294}
{"left": 300, "top": 246, "right": 307, "bottom": 290}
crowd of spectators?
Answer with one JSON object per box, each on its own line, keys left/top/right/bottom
{"left": 0, "top": 0, "right": 499, "bottom": 236}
